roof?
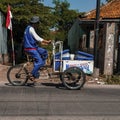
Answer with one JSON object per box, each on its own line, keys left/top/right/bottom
{"left": 85, "top": 0, "right": 120, "bottom": 19}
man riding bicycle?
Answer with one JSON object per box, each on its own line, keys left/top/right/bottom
{"left": 23, "top": 16, "right": 51, "bottom": 81}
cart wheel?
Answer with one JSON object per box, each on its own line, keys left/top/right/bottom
{"left": 61, "top": 67, "right": 86, "bottom": 90}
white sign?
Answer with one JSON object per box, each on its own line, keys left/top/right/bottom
{"left": 63, "top": 60, "right": 94, "bottom": 74}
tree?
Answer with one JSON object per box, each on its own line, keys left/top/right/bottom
{"left": 52, "top": 0, "right": 80, "bottom": 41}
{"left": 0, "top": 0, "right": 54, "bottom": 41}
{"left": 0, "top": 0, "right": 55, "bottom": 63}
{"left": 106, "top": 0, "right": 113, "bottom": 2}
{"left": 0, "top": 0, "right": 81, "bottom": 41}
{"left": 0, "top": 0, "right": 82, "bottom": 51}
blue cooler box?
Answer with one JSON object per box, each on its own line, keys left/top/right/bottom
{"left": 54, "top": 49, "right": 70, "bottom": 71}
{"left": 75, "top": 51, "right": 94, "bottom": 60}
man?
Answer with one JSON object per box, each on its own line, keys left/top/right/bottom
{"left": 23, "top": 16, "right": 51, "bottom": 80}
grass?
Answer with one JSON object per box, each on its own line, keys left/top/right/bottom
{"left": 102, "top": 75, "right": 120, "bottom": 85}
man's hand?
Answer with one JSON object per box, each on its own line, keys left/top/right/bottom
{"left": 42, "top": 39, "right": 52, "bottom": 45}
{"left": 47, "top": 40, "right": 51, "bottom": 44}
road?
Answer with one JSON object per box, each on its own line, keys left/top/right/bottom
{"left": 0, "top": 83, "right": 120, "bottom": 120}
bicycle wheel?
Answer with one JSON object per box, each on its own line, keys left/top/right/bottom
{"left": 61, "top": 67, "right": 86, "bottom": 90}
{"left": 7, "top": 65, "right": 28, "bottom": 86}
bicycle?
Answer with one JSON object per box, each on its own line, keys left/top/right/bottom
{"left": 7, "top": 41, "right": 86, "bottom": 90}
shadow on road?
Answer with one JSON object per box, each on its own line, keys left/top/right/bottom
{"left": 4, "top": 82, "right": 67, "bottom": 90}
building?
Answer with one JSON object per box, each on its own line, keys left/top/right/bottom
{"left": 68, "top": 0, "right": 120, "bottom": 75}
{"left": 0, "top": 11, "right": 8, "bottom": 64}
{"left": 85, "top": 0, "right": 120, "bottom": 75}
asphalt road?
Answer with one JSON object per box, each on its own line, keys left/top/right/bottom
{"left": 0, "top": 83, "right": 120, "bottom": 120}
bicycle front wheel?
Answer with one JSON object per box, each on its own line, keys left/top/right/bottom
{"left": 7, "top": 65, "right": 28, "bottom": 86}
{"left": 61, "top": 67, "right": 86, "bottom": 90}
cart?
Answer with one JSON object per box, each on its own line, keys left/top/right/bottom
{"left": 7, "top": 41, "right": 93, "bottom": 90}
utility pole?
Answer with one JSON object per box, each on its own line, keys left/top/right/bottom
{"left": 93, "top": 0, "right": 100, "bottom": 77}
{"left": 94, "top": 0, "right": 100, "bottom": 68}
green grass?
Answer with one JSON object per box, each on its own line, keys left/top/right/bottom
{"left": 103, "top": 75, "right": 120, "bottom": 85}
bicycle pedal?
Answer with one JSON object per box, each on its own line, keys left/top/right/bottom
{"left": 28, "top": 74, "right": 35, "bottom": 81}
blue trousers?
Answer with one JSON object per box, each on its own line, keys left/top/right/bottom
{"left": 26, "top": 47, "right": 48, "bottom": 78}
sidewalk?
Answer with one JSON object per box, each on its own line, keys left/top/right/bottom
{"left": 0, "top": 64, "right": 116, "bottom": 87}
{"left": 0, "top": 64, "right": 10, "bottom": 85}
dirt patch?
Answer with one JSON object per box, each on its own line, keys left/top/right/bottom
{"left": 0, "top": 64, "right": 105, "bottom": 86}
{"left": 0, "top": 64, "right": 10, "bottom": 82}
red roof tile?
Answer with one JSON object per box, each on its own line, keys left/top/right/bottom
{"left": 85, "top": 0, "right": 120, "bottom": 19}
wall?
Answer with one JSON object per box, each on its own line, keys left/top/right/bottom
{"left": 0, "top": 11, "right": 8, "bottom": 64}
{"left": 104, "top": 23, "right": 116, "bottom": 75}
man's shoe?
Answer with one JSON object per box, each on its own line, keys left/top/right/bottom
{"left": 28, "top": 73, "right": 35, "bottom": 81}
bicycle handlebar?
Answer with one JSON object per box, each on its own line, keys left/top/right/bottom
{"left": 51, "top": 40, "right": 63, "bottom": 46}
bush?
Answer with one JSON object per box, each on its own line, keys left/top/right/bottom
{"left": 105, "top": 75, "right": 120, "bottom": 84}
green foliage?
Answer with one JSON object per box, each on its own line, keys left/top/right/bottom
{"left": 103, "top": 75, "right": 120, "bottom": 85}
{"left": 0, "top": 0, "right": 85, "bottom": 63}
{"left": 0, "top": 0, "right": 81, "bottom": 46}
{"left": 51, "top": 0, "right": 80, "bottom": 42}
{"left": 106, "top": 0, "right": 113, "bottom": 2}
{"left": 0, "top": 0, "right": 53, "bottom": 40}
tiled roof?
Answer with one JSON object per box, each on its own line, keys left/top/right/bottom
{"left": 85, "top": 0, "right": 120, "bottom": 19}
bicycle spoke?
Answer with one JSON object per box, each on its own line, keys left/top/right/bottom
{"left": 7, "top": 65, "right": 28, "bottom": 86}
